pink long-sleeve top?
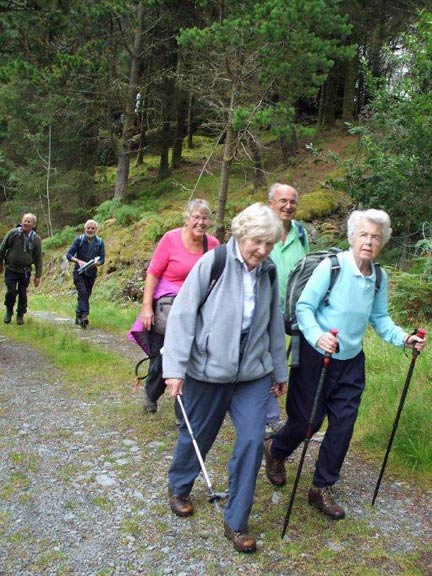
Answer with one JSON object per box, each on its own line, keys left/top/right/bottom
{"left": 148, "top": 228, "right": 219, "bottom": 300}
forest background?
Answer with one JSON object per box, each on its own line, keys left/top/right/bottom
{"left": 0, "top": 2, "right": 432, "bottom": 573}
{"left": 0, "top": 0, "right": 432, "bottom": 492}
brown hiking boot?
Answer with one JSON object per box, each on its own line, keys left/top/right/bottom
{"left": 263, "top": 439, "right": 286, "bottom": 486}
{"left": 224, "top": 521, "right": 256, "bottom": 553}
{"left": 308, "top": 485, "right": 346, "bottom": 520}
{"left": 168, "top": 488, "right": 193, "bottom": 517}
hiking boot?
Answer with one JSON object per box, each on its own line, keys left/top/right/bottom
{"left": 224, "top": 521, "right": 256, "bottom": 553}
{"left": 3, "top": 310, "right": 12, "bottom": 324}
{"left": 168, "top": 488, "right": 193, "bottom": 517}
{"left": 80, "top": 315, "right": 89, "bottom": 328}
{"left": 308, "top": 485, "right": 346, "bottom": 520}
{"left": 16, "top": 315, "right": 24, "bottom": 325}
{"left": 263, "top": 439, "right": 286, "bottom": 486}
{"left": 143, "top": 389, "right": 157, "bottom": 414}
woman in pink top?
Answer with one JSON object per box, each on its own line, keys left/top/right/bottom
{"left": 140, "top": 199, "right": 219, "bottom": 419}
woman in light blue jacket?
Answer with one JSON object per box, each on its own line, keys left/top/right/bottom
{"left": 162, "top": 203, "right": 288, "bottom": 553}
{"left": 264, "top": 209, "right": 427, "bottom": 521}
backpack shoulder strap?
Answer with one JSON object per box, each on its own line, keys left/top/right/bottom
{"left": 373, "top": 262, "right": 382, "bottom": 293}
{"left": 203, "top": 234, "right": 208, "bottom": 253}
{"left": 198, "top": 245, "right": 226, "bottom": 310}
{"left": 322, "top": 253, "right": 341, "bottom": 306}
{"left": 269, "top": 266, "right": 276, "bottom": 286}
{"left": 294, "top": 221, "right": 306, "bottom": 248}
{"left": 78, "top": 234, "right": 85, "bottom": 248}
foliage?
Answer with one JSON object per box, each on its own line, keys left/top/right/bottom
{"left": 94, "top": 200, "right": 143, "bottom": 227}
{"left": 346, "top": 13, "right": 432, "bottom": 238}
{"left": 42, "top": 226, "right": 77, "bottom": 250}
{"left": 387, "top": 268, "right": 432, "bottom": 325}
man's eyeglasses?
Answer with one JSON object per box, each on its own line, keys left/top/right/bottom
{"left": 275, "top": 198, "right": 297, "bottom": 207}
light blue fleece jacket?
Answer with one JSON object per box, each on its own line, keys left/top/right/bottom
{"left": 297, "top": 250, "right": 408, "bottom": 360}
{"left": 162, "top": 237, "right": 288, "bottom": 384}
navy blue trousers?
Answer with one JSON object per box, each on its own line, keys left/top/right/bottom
{"left": 73, "top": 271, "right": 96, "bottom": 317}
{"left": 272, "top": 336, "right": 365, "bottom": 487}
{"left": 168, "top": 373, "right": 272, "bottom": 531}
{"left": 4, "top": 269, "right": 31, "bottom": 315}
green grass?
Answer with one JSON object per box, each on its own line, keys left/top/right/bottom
{"left": 355, "top": 325, "right": 432, "bottom": 479}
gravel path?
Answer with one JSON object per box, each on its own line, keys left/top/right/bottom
{"left": 1, "top": 322, "right": 431, "bottom": 576}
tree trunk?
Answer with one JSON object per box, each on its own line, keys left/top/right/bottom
{"left": 172, "top": 90, "right": 187, "bottom": 168}
{"left": 249, "top": 134, "right": 266, "bottom": 190}
{"left": 342, "top": 52, "right": 359, "bottom": 123}
{"left": 319, "top": 67, "right": 338, "bottom": 127}
{"left": 158, "top": 116, "right": 170, "bottom": 180}
{"left": 136, "top": 95, "right": 147, "bottom": 166}
{"left": 113, "top": 3, "right": 145, "bottom": 199}
{"left": 279, "top": 124, "right": 297, "bottom": 166}
{"left": 187, "top": 93, "right": 195, "bottom": 149}
{"left": 215, "top": 81, "right": 237, "bottom": 242}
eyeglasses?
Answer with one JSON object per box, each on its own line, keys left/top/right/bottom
{"left": 190, "top": 215, "right": 210, "bottom": 222}
{"left": 358, "top": 232, "right": 382, "bottom": 244}
{"left": 274, "top": 198, "right": 297, "bottom": 207}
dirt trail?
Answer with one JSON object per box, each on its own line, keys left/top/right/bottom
{"left": 1, "top": 315, "right": 431, "bottom": 576}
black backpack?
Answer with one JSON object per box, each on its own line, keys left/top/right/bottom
{"left": 285, "top": 249, "right": 381, "bottom": 366}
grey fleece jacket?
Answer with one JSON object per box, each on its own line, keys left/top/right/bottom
{"left": 162, "top": 237, "right": 288, "bottom": 385}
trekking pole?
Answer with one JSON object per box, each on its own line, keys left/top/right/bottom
{"left": 371, "top": 328, "right": 427, "bottom": 506}
{"left": 281, "top": 328, "right": 339, "bottom": 538}
{"left": 176, "top": 395, "right": 227, "bottom": 511}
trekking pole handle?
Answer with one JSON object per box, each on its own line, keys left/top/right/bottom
{"left": 324, "top": 328, "right": 339, "bottom": 366}
{"left": 412, "top": 328, "right": 426, "bottom": 359}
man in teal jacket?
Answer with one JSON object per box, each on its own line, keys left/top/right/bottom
{"left": 0, "top": 213, "right": 42, "bottom": 325}
{"left": 266, "top": 183, "right": 309, "bottom": 436}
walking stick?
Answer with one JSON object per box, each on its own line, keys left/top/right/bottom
{"left": 176, "top": 395, "right": 227, "bottom": 511}
{"left": 371, "top": 328, "right": 427, "bottom": 506}
{"left": 281, "top": 328, "right": 339, "bottom": 538}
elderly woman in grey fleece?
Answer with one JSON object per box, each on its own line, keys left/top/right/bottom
{"left": 162, "top": 203, "right": 288, "bottom": 553}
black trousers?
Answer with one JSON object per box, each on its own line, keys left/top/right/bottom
{"left": 73, "top": 271, "right": 96, "bottom": 317}
{"left": 145, "top": 329, "right": 182, "bottom": 419}
{"left": 272, "top": 335, "right": 366, "bottom": 487}
{"left": 4, "top": 269, "right": 31, "bottom": 316}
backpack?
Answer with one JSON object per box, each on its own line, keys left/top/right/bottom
{"left": 199, "top": 244, "right": 276, "bottom": 310}
{"left": 294, "top": 221, "right": 307, "bottom": 248}
{"left": 285, "top": 248, "right": 382, "bottom": 366}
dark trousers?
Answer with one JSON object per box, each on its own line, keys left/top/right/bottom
{"left": 4, "top": 269, "right": 31, "bottom": 316}
{"left": 145, "top": 330, "right": 182, "bottom": 420}
{"left": 73, "top": 271, "right": 96, "bottom": 317}
{"left": 272, "top": 336, "right": 365, "bottom": 487}
{"left": 168, "top": 373, "right": 272, "bottom": 531}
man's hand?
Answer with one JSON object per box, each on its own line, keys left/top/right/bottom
{"left": 34, "top": 277, "right": 41, "bottom": 287}
{"left": 165, "top": 378, "right": 184, "bottom": 397}
{"left": 271, "top": 382, "right": 287, "bottom": 398}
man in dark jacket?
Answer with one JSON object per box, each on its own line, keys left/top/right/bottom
{"left": 0, "top": 213, "right": 43, "bottom": 325}
{"left": 66, "top": 219, "right": 105, "bottom": 328}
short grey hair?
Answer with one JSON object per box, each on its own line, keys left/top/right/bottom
{"left": 231, "top": 203, "right": 283, "bottom": 243}
{"left": 347, "top": 209, "right": 392, "bottom": 246}
{"left": 85, "top": 219, "right": 98, "bottom": 229}
{"left": 268, "top": 182, "right": 298, "bottom": 201}
{"left": 184, "top": 199, "right": 211, "bottom": 219}
{"left": 23, "top": 213, "right": 37, "bottom": 224}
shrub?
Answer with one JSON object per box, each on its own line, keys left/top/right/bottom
{"left": 388, "top": 268, "right": 432, "bottom": 325}
{"left": 95, "top": 200, "right": 142, "bottom": 226}
{"left": 43, "top": 226, "right": 77, "bottom": 249}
